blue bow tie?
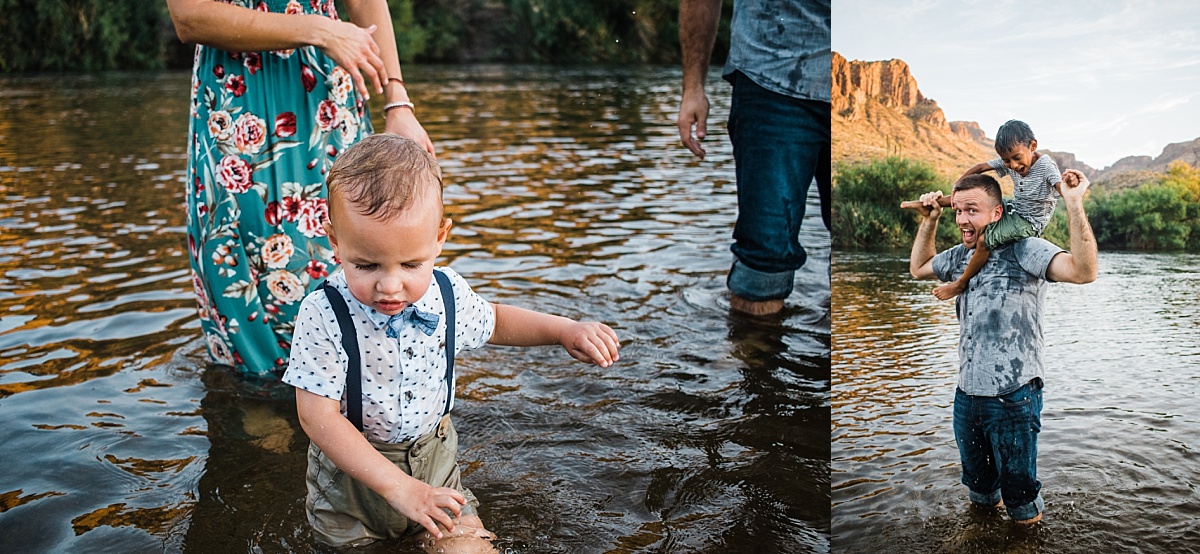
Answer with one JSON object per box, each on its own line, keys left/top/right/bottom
{"left": 384, "top": 305, "right": 440, "bottom": 338}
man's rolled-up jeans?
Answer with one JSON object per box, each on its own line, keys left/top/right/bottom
{"left": 725, "top": 70, "right": 830, "bottom": 302}
{"left": 953, "top": 378, "right": 1045, "bottom": 521}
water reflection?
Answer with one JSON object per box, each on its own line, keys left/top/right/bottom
{"left": 832, "top": 250, "right": 1200, "bottom": 553}
{"left": 0, "top": 66, "right": 829, "bottom": 553}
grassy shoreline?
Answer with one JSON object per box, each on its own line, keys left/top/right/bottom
{"left": 833, "top": 157, "right": 1200, "bottom": 252}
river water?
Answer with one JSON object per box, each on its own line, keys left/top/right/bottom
{"left": 832, "top": 250, "right": 1200, "bottom": 553}
{"left": 0, "top": 66, "right": 830, "bottom": 553}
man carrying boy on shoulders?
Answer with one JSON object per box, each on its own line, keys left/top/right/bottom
{"left": 908, "top": 169, "right": 1097, "bottom": 524}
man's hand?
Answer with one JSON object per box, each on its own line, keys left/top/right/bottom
{"left": 1061, "top": 169, "right": 1089, "bottom": 200}
{"left": 918, "top": 191, "right": 945, "bottom": 219}
{"left": 1045, "top": 168, "right": 1098, "bottom": 284}
{"left": 677, "top": 90, "right": 711, "bottom": 160}
{"left": 909, "top": 191, "right": 945, "bottom": 280}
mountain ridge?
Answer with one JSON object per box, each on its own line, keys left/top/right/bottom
{"left": 832, "top": 51, "right": 1197, "bottom": 186}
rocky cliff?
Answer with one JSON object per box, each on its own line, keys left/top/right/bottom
{"left": 1101, "top": 137, "right": 1200, "bottom": 178}
{"left": 832, "top": 52, "right": 996, "bottom": 181}
{"left": 833, "top": 52, "right": 1199, "bottom": 189}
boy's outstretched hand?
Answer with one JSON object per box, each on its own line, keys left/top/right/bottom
{"left": 560, "top": 321, "right": 621, "bottom": 367}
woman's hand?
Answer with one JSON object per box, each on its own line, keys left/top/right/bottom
{"left": 385, "top": 108, "right": 436, "bottom": 156}
{"left": 315, "top": 20, "right": 387, "bottom": 98}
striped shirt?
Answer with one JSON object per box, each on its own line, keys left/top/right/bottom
{"left": 988, "top": 154, "right": 1062, "bottom": 233}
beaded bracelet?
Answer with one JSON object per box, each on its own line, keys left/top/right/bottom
{"left": 382, "top": 101, "right": 415, "bottom": 113}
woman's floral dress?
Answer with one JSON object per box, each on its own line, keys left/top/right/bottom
{"left": 186, "top": 0, "right": 370, "bottom": 375}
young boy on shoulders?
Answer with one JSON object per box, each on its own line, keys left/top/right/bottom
{"left": 282, "top": 134, "right": 620, "bottom": 552}
{"left": 929, "top": 119, "right": 1075, "bottom": 300}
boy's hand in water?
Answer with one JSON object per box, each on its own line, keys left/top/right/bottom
{"left": 560, "top": 321, "right": 620, "bottom": 368}
{"left": 384, "top": 477, "right": 467, "bottom": 539}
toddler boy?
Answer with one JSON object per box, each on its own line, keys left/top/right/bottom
{"left": 283, "top": 134, "right": 620, "bottom": 551}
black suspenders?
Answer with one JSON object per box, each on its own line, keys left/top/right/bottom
{"left": 321, "top": 270, "right": 457, "bottom": 432}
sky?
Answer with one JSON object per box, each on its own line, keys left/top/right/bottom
{"left": 833, "top": 0, "right": 1200, "bottom": 169}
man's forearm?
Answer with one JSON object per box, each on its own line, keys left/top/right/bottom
{"left": 910, "top": 217, "right": 939, "bottom": 278}
{"left": 1064, "top": 197, "right": 1099, "bottom": 282}
{"left": 680, "top": 0, "right": 722, "bottom": 94}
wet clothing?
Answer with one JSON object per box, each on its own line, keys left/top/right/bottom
{"left": 722, "top": 0, "right": 830, "bottom": 103}
{"left": 932, "top": 238, "right": 1062, "bottom": 397}
{"left": 953, "top": 380, "right": 1045, "bottom": 521}
{"left": 720, "top": 0, "right": 831, "bottom": 301}
{"left": 186, "top": 0, "right": 370, "bottom": 375}
{"left": 305, "top": 415, "right": 478, "bottom": 547}
{"left": 933, "top": 237, "right": 1062, "bottom": 520}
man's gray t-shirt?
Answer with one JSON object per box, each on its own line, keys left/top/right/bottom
{"left": 932, "top": 238, "right": 1064, "bottom": 396}
{"left": 722, "top": 0, "right": 830, "bottom": 103}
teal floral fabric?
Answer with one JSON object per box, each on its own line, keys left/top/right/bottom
{"left": 186, "top": 0, "right": 372, "bottom": 375}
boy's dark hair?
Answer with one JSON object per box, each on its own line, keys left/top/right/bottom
{"left": 994, "top": 119, "right": 1036, "bottom": 153}
{"left": 326, "top": 134, "right": 442, "bottom": 219}
{"left": 953, "top": 174, "right": 1003, "bottom": 207}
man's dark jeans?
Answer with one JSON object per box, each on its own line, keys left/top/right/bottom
{"left": 725, "top": 71, "right": 830, "bottom": 301}
{"left": 953, "top": 378, "right": 1045, "bottom": 521}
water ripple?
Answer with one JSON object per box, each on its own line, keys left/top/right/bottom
{"left": 834, "top": 250, "right": 1200, "bottom": 552}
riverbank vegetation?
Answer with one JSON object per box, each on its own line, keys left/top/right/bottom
{"left": 0, "top": 0, "right": 728, "bottom": 72}
{"left": 834, "top": 157, "right": 1200, "bottom": 252}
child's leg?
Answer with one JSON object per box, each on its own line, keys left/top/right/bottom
{"left": 410, "top": 416, "right": 497, "bottom": 553}
{"left": 933, "top": 240, "right": 989, "bottom": 301}
{"left": 417, "top": 516, "right": 497, "bottom": 554}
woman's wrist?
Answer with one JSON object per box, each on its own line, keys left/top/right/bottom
{"left": 384, "top": 77, "right": 409, "bottom": 103}
{"left": 306, "top": 14, "right": 334, "bottom": 50}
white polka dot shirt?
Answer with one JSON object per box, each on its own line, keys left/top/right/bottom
{"left": 283, "top": 268, "right": 495, "bottom": 443}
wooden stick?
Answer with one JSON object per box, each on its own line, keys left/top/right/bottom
{"left": 900, "top": 196, "right": 952, "bottom": 209}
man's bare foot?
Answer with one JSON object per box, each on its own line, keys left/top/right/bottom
{"left": 730, "top": 294, "right": 784, "bottom": 316}
{"left": 933, "top": 281, "right": 965, "bottom": 301}
{"left": 1014, "top": 512, "right": 1042, "bottom": 525}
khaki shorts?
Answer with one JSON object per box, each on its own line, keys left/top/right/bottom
{"left": 305, "top": 415, "right": 478, "bottom": 548}
{"left": 983, "top": 205, "right": 1040, "bottom": 250}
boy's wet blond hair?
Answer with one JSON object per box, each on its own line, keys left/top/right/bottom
{"left": 326, "top": 134, "right": 442, "bottom": 220}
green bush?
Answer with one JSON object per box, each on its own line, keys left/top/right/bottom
{"left": 1, "top": 0, "right": 725, "bottom": 71}
{"left": 1087, "top": 182, "right": 1197, "bottom": 250}
{"left": 836, "top": 157, "right": 1200, "bottom": 252}
{"left": 0, "top": 0, "right": 171, "bottom": 71}
{"left": 832, "top": 156, "right": 957, "bottom": 249}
